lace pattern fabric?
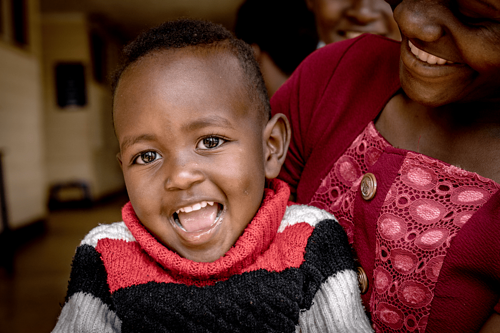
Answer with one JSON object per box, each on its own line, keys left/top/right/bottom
{"left": 372, "top": 152, "right": 499, "bottom": 332}
{"left": 308, "top": 122, "right": 500, "bottom": 332}
{"left": 309, "top": 122, "right": 390, "bottom": 244}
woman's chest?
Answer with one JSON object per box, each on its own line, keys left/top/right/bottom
{"left": 307, "top": 122, "right": 500, "bottom": 331}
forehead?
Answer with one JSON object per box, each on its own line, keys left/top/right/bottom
{"left": 117, "top": 47, "right": 245, "bottom": 99}
{"left": 113, "top": 48, "right": 258, "bottom": 135}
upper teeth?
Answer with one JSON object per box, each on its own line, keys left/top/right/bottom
{"left": 176, "top": 201, "right": 214, "bottom": 214}
{"left": 409, "top": 41, "right": 453, "bottom": 65}
{"left": 345, "top": 31, "right": 363, "bottom": 39}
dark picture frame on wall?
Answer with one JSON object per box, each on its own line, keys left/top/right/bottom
{"left": 55, "top": 63, "right": 87, "bottom": 108}
{"left": 11, "top": 0, "right": 28, "bottom": 46}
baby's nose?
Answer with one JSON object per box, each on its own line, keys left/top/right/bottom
{"left": 164, "top": 154, "right": 204, "bottom": 191}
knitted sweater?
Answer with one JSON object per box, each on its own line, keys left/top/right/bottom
{"left": 52, "top": 179, "right": 372, "bottom": 333}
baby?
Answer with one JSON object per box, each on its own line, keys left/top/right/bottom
{"left": 52, "top": 19, "right": 371, "bottom": 333}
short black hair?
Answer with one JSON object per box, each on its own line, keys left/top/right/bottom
{"left": 112, "top": 19, "right": 270, "bottom": 121}
{"left": 235, "top": 0, "right": 318, "bottom": 76}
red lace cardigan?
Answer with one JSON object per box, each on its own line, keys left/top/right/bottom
{"left": 271, "top": 34, "right": 500, "bottom": 333}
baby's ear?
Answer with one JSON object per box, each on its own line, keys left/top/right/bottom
{"left": 263, "top": 113, "right": 291, "bottom": 179}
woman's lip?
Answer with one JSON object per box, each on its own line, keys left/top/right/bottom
{"left": 343, "top": 31, "right": 364, "bottom": 39}
{"left": 408, "top": 40, "right": 453, "bottom": 65}
{"left": 401, "top": 37, "right": 468, "bottom": 80}
{"left": 339, "top": 30, "right": 386, "bottom": 39}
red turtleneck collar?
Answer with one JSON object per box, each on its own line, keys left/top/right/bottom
{"left": 121, "top": 179, "right": 290, "bottom": 282}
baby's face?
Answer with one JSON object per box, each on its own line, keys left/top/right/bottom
{"left": 114, "top": 49, "right": 267, "bottom": 262}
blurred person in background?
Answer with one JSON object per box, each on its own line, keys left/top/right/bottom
{"left": 235, "top": 0, "right": 318, "bottom": 97}
{"left": 305, "top": 0, "right": 400, "bottom": 47}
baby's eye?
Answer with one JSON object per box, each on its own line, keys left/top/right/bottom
{"left": 135, "top": 151, "right": 161, "bottom": 164}
{"left": 197, "top": 136, "right": 225, "bottom": 150}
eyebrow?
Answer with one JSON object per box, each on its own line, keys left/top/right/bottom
{"left": 120, "top": 134, "right": 157, "bottom": 152}
{"left": 181, "top": 115, "right": 235, "bottom": 132}
{"left": 119, "top": 115, "right": 235, "bottom": 151}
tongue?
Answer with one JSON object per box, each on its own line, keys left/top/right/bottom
{"left": 177, "top": 204, "right": 218, "bottom": 232}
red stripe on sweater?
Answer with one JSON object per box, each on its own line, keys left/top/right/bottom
{"left": 97, "top": 222, "right": 313, "bottom": 293}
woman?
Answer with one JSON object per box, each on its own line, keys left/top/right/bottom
{"left": 306, "top": 0, "right": 400, "bottom": 45}
{"left": 271, "top": 0, "right": 500, "bottom": 332}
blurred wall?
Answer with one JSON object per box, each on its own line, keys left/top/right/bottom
{"left": 41, "top": 13, "right": 124, "bottom": 201}
{"left": 0, "top": 0, "right": 46, "bottom": 230}
{"left": 0, "top": 1, "right": 126, "bottom": 232}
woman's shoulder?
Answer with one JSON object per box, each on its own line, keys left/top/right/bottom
{"left": 298, "top": 34, "right": 400, "bottom": 81}
{"left": 312, "top": 34, "right": 399, "bottom": 59}
{"left": 272, "top": 34, "right": 401, "bottom": 115}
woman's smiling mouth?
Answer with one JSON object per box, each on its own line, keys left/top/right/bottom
{"left": 340, "top": 31, "right": 364, "bottom": 39}
{"left": 401, "top": 38, "right": 470, "bottom": 83}
{"left": 408, "top": 40, "right": 453, "bottom": 65}
{"left": 337, "top": 30, "right": 387, "bottom": 40}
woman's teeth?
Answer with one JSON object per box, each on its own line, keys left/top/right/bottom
{"left": 176, "top": 201, "right": 214, "bottom": 214}
{"left": 409, "top": 40, "right": 452, "bottom": 65}
{"left": 345, "top": 31, "right": 363, "bottom": 39}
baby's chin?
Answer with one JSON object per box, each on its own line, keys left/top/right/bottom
{"left": 179, "top": 247, "right": 229, "bottom": 263}
{"left": 174, "top": 236, "right": 235, "bottom": 263}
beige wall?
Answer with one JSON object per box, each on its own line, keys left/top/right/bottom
{"left": 41, "top": 13, "right": 124, "bottom": 201}
{"left": 0, "top": 5, "right": 124, "bottom": 232}
{"left": 0, "top": 0, "right": 46, "bottom": 230}
{"left": 88, "top": 82, "right": 124, "bottom": 198}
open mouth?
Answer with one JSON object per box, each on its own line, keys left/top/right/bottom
{"left": 338, "top": 31, "right": 381, "bottom": 39}
{"left": 172, "top": 201, "right": 224, "bottom": 233}
{"left": 408, "top": 40, "right": 453, "bottom": 65}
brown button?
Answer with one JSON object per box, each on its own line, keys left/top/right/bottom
{"left": 360, "top": 173, "right": 377, "bottom": 201}
{"left": 357, "top": 266, "right": 368, "bottom": 294}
